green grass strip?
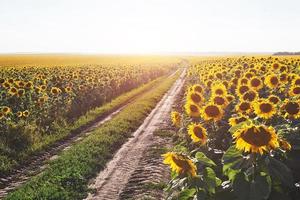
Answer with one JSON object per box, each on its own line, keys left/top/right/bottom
{"left": 5, "top": 71, "right": 181, "bottom": 200}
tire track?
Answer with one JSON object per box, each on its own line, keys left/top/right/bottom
{"left": 86, "top": 66, "right": 187, "bottom": 200}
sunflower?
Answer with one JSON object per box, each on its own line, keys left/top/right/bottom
{"left": 278, "top": 138, "right": 291, "bottom": 151}
{"left": 228, "top": 116, "right": 248, "bottom": 126}
{"left": 279, "top": 72, "right": 288, "bottom": 83}
{"left": 2, "top": 106, "right": 11, "bottom": 115}
{"left": 201, "top": 103, "right": 223, "bottom": 121}
{"left": 226, "top": 95, "right": 235, "bottom": 103}
{"left": 236, "top": 101, "right": 252, "bottom": 115}
{"left": 8, "top": 87, "right": 18, "bottom": 96}
{"left": 16, "top": 81, "right": 25, "bottom": 88}
{"left": 185, "top": 101, "right": 201, "bottom": 118}
{"left": 241, "top": 90, "right": 258, "bottom": 102}
{"left": 236, "top": 85, "right": 250, "bottom": 97}
{"left": 0, "top": 112, "right": 4, "bottom": 120}
{"left": 265, "top": 74, "right": 280, "bottom": 89}
{"left": 51, "top": 87, "right": 62, "bottom": 95}
{"left": 192, "top": 84, "right": 204, "bottom": 94}
{"left": 268, "top": 95, "right": 280, "bottom": 105}
{"left": 281, "top": 100, "right": 300, "bottom": 119}
{"left": 289, "top": 86, "right": 300, "bottom": 97}
{"left": 292, "top": 76, "right": 300, "bottom": 86}
{"left": 64, "top": 86, "right": 72, "bottom": 93}
{"left": 17, "top": 89, "right": 25, "bottom": 97}
{"left": 163, "top": 152, "right": 197, "bottom": 177}
{"left": 187, "top": 91, "right": 204, "bottom": 105}
{"left": 272, "top": 63, "right": 280, "bottom": 70}
{"left": 211, "top": 83, "right": 227, "bottom": 96}
{"left": 253, "top": 99, "right": 276, "bottom": 119}
{"left": 187, "top": 123, "right": 207, "bottom": 144}
{"left": 25, "top": 81, "right": 33, "bottom": 89}
{"left": 233, "top": 124, "right": 279, "bottom": 154}
{"left": 211, "top": 95, "right": 229, "bottom": 108}
{"left": 249, "top": 77, "right": 263, "bottom": 91}
{"left": 2, "top": 81, "right": 11, "bottom": 89}
{"left": 171, "top": 111, "right": 181, "bottom": 127}
{"left": 16, "top": 111, "right": 23, "bottom": 118}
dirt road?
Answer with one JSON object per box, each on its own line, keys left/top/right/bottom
{"left": 86, "top": 68, "right": 186, "bottom": 200}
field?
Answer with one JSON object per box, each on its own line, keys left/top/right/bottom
{"left": 0, "top": 55, "right": 300, "bottom": 200}
{"left": 0, "top": 55, "right": 179, "bottom": 175}
{"left": 164, "top": 56, "right": 300, "bottom": 200}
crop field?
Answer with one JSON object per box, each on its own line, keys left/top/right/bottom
{"left": 0, "top": 55, "right": 179, "bottom": 178}
{"left": 165, "top": 56, "right": 300, "bottom": 200}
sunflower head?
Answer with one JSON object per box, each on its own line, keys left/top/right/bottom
{"left": 2, "top": 106, "right": 11, "bottom": 115}
{"left": 185, "top": 101, "right": 201, "bottom": 118}
{"left": 187, "top": 91, "right": 204, "bottom": 105}
{"left": 0, "top": 112, "right": 4, "bottom": 120}
{"left": 282, "top": 100, "right": 300, "bottom": 119}
{"left": 265, "top": 74, "right": 280, "bottom": 89}
{"left": 236, "top": 101, "right": 252, "bottom": 115}
{"left": 253, "top": 99, "right": 276, "bottom": 119}
{"left": 268, "top": 95, "right": 280, "bottom": 105}
{"left": 171, "top": 111, "right": 181, "bottom": 127}
{"left": 249, "top": 77, "right": 263, "bottom": 91}
{"left": 187, "top": 123, "right": 207, "bottom": 144}
{"left": 278, "top": 138, "right": 291, "bottom": 151}
{"left": 228, "top": 116, "right": 248, "bottom": 126}
{"left": 241, "top": 90, "right": 258, "bottom": 102}
{"left": 201, "top": 103, "right": 224, "bottom": 122}
{"left": 8, "top": 87, "right": 18, "bottom": 96}
{"left": 192, "top": 84, "right": 204, "bottom": 94}
{"left": 289, "top": 86, "right": 300, "bottom": 97}
{"left": 163, "top": 152, "right": 197, "bottom": 177}
{"left": 236, "top": 85, "right": 250, "bottom": 97}
{"left": 51, "top": 87, "right": 62, "bottom": 95}
{"left": 211, "top": 83, "right": 227, "bottom": 96}
{"left": 211, "top": 95, "right": 229, "bottom": 108}
{"left": 233, "top": 124, "right": 279, "bottom": 154}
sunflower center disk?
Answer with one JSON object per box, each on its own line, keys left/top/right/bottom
{"left": 260, "top": 103, "right": 272, "bottom": 113}
{"left": 286, "top": 102, "right": 299, "bottom": 115}
{"left": 241, "top": 127, "right": 272, "bottom": 147}
{"left": 193, "top": 126, "right": 204, "bottom": 139}
{"left": 205, "top": 105, "right": 220, "bottom": 117}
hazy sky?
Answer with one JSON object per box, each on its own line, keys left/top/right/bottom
{"left": 0, "top": 0, "right": 299, "bottom": 54}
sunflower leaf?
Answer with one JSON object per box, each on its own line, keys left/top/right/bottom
{"left": 222, "top": 146, "right": 244, "bottom": 178}
{"left": 195, "top": 152, "right": 216, "bottom": 167}
{"left": 267, "top": 156, "right": 294, "bottom": 188}
{"left": 203, "top": 167, "right": 217, "bottom": 194}
{"left": 233, "top": 172, "right": 271, "bottom": 200}
{"left": 178, "top": 188, "right": 197, "bottom": 200}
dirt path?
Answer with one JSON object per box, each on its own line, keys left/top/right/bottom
{"left": 86, "top": 68, "right": 186, "bottom": 200}
{"left": 0, "top": 71, "right": 178, "bottom": 199}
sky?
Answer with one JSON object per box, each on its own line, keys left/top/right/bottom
{"left": 0, "top": 0, "right": 299, "bottom": 54}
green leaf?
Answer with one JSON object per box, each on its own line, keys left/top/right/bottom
{"left": 233, "top": 172, "right": 250, "bottom": 200}
{"left": 267, "top": 157, "right": 294, "bottom": 188}
{"left": 249, "top": 174, "right": 271, "bottom": 200}
{"left": 195, "top": 152, "right": 216, "bottom": 167}
{"left": 233, "top": 172, "right": 271, "bottom": 200}
{"left": 228, "top": 120, "right": 251, "bottom": 134}
{"left": 178, "top": 188, "right": 196, "bottom": 200}
{"left": 222, "top": 146, "right": 244, "bottom": 178}
{"left": 203, "top": 167, "right": 217, "bottom": 194}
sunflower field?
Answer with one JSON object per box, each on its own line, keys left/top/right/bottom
{"left": 0, "top": 62, "right": 173, "bottom": 171}
{"left": 164, "top": 56, "right": 300, "bottom": 200}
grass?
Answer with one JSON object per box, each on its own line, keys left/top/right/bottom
{"left": 0, "top": 72, "right": 175, "bottom": 175}
{"left": 5, "top": 70, "right": 181, "bottom": 200}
